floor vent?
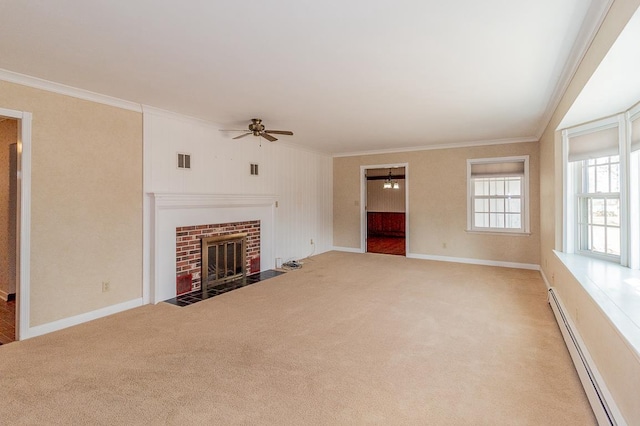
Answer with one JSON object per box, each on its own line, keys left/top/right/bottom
{"left": 548, "top": 288, "right": 624, "bottom": 426}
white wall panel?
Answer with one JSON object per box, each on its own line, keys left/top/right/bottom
{"left": 145, "top": 110, "right": 333, "bottom": 264}
{"left": 271, "top": 145, "right": 333, "bottom": 262}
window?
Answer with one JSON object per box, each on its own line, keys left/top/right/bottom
{"left": 576, "top": 155, "right": 621, "bottom": 258}
{"left": 563, "top": 106, "right": 640, "bottom": 268}
{"left": 631, "top": 118, "right": 640, "bottom": 270}
{"left": 467, "top": 156, "right": 530, "bottom": 234}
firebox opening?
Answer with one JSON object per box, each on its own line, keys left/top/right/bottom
{"left": 201, "top": 233, "right": 247, "bottom": 296}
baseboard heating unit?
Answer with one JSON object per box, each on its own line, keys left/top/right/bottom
{"left": 548, "top": 288, "right": 625, "bottom": 426}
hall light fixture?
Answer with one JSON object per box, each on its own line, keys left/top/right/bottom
{"left": 383, "top": 169, "right": 400, "bottom": 189}
{"left": 383, "top": 175, "right": 392, "bottom": 189}
{"left": 383, "top": 170, "right": 393, "bottom": 189}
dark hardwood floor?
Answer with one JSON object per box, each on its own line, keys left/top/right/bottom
{"left": 0, "top": 298, "right": 16, "bottom": 344}
{"left": 367, "top": 236, "right": 406, "bottom": 256}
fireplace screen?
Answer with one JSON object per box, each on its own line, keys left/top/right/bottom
{"left": 201, "top": 233, "right": 247, "bottom": 294}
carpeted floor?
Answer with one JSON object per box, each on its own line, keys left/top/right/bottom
{"left": 0, "top": 251, "right": 595, "bottom": 425}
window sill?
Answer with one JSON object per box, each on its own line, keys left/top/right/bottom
{"left": 553, "top": 250, "right": 640, "bottom": 360}
{"left": 465, "top": 229, "right": 531, "bottom": 237}
{"left": 575, "top": 249, "right": 621, "bottom": 264}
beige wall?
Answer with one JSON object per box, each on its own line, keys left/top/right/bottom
{"left": 334, "top": 142, "right": 540, "bottom": 265}
{"left": 539, "top": 0, "right": 640, "bottom": 423}
{"left": 0, "top": 119, "right": 17, "bottom": 297}
{"left": 0, "top": 81, "right": 143, "bottom": 327}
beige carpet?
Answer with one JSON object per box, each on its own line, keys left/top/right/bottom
{"left": 0, "top": 251, "right": 595, "bottom": 425}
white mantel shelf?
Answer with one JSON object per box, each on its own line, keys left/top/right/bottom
{"left": 151, "top": 193, "right": 278, "bottom": 208}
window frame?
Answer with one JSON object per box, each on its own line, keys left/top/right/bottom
{"left": 574, "top": 155, "right": 621, "bottom": 261}
{"left": 563, "top": 108, "right": 640, "bottom": 268}
{"left": 466, "top": 156, "right": 530, "bottom": 235}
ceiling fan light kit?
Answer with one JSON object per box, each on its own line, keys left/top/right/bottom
{"left": 220, "top": 118, "right": 294, "bottom": 142}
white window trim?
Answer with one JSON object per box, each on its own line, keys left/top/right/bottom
{"left": 573, "top": 156, "right": 622, "bottom": 262}
{"left": 562, "top": 109, "right": 640, "bottom": 269}
{"left": 575, "top": 195, "right": 622, "bottom": 262}
{"left": 626, "top": 103, "right": 640, "bottom": 270}
{"left": 466, "top": 155, "right": 530, "bottom": 235}
{"left": 563, "top": 115, "right": 619, "bottom": 255}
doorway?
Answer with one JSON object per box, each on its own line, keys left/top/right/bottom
{"left": 363, "top": 165, "right": 407, "bottom": 256}
{"left": 0, "top": 117, "right": 17, "bottom": 344}
{"left": 0, "top": 107, "right": 32, "bottom": 342}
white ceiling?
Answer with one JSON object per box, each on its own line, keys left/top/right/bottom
{"left": 0, "top": 0, "right": 611, "bottom": 154}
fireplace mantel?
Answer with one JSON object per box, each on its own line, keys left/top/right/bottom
{"left": 152, "top": 193, "right": 278, "bottom": 209}
{"left": 148, "top": 193, "right": 277, "bottom": 303}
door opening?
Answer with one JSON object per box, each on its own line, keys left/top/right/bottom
{"left": 363, "top": 165, "right": 407, "bottom": 256}
{"left": 0, "top": 107, "right": 32, "bottom": 342}
{"left": 0, "top": 117, "right": 17, "bottom": 344}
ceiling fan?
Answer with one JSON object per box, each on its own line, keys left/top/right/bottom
{"left": 220, "top": 118, "right": 293, "bottom": 142}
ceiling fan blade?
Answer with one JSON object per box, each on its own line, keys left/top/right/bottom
{"left": 264, "top": 130, "right": 293, "bottom": 136}
{"left": 261, "top": 133, "right": 277, "bottom": 142}
{"left": 233, "top": 133, "right": 252, "bottom": 140}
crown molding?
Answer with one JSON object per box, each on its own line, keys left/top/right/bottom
{"left": 332, "top": 136, "right": 539, "bottom": 158}
{"left": 535, "top": 0, "right": 615, "bottom": 139}
{"left": 141, "top": 105, "right": 219, "bottom": 126}
{"left": 0, "top": 68, "right": 142, "bottom": 113}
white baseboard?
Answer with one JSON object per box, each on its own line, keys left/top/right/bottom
{"left": 21, "top": 298, "right": 144, "bottom": 340}
{"left": 332, "top": 246, "right": 363, "bottom": 253}
{"left": 406, "top": 252, "right": 540, "bottom": 270}
{"left": 330, "top": 248, "right": 540, "bottom": 270}
{"left": 548, "top": 288, "right": 625, "bottom": 426}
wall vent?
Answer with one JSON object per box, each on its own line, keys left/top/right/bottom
{"left": 250, "top": 163, "right": 259, "bottom": 175}
{"left": 177, "top": 153, "right": 191, "bottom": 169}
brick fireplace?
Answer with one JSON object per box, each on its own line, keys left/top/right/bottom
{"left": 149, "top": 193, "right": 276, "bottom": 303}
{"left": 175, "top": 221, "right": 260, "bottom": 294}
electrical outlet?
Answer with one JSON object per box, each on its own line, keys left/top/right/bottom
{"left": 442, "top": 242, "right": 447, "bottom": 249}
{"left": 102, "top": 281, "right": 110, "bottom": 292}
{"left": 310, "top": 238, "right": 314, "bottom": 245}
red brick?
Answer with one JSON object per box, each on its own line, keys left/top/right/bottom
{"left": 176, "top": 220, "right": 261, "bottom": 292}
